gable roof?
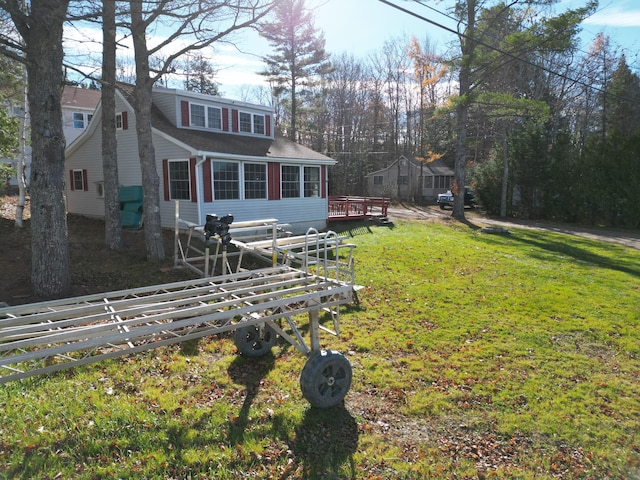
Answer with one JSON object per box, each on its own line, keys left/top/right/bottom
{"left": 61, "top": 86, "right": 101, "bottom": 110}
{"left": 365, "top": 155, "right": 454, "bottom": 177}
{"left": 117, "top": 82, "right": 335, "bottom": 164}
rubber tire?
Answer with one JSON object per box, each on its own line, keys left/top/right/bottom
{"left": 300, "top": 350, "right": 352, "bottom": 408}
{"left": 233, "top": 323, "right": 276, "bottom": 357}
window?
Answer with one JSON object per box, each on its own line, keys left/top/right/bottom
{"left": 253, "top": 114, "right": 265, "bottom": 135}
{"left": 207, "top": 107, "right": 222, "bottom": 130}
{"left": 399, "top": 175, "right": 408, "bottom": 185}
{"left": 116, "top": 113, "right": 123, "bottom": 130}
{"left": 304, "top": 166, "right": 320, "bottom": 198}
{"left": 71, "top": 169, "right": 87, "bottom": 191}
{"left": 73, "top": 112, "right": 85, "bottom": 129}
{"left": 373, "top": 175, "right": 383, "bottom": 185}
{"left": 213, "top": 161, "right": 239, "bottom": 200}
{"left": 238, "top": 112, "right": 265, "bottom": 134}
{"left": 168, "top": 160, "right": 191, "bottom": 200}
{"left": 244, "top": 163, "right": 267, "bottom": 199}
{"left": 434, "top": 176, "right": 451, "bottom": 189}
{"left": 423, "top": 176, "right": 433, "bottom": 188}
{"left": 190, "top": 104, "right": 206, "bottom": 127}
{"left": 281, "top": 165, "right": 300, "bottom": 198}
{"left": 239, "top": 112, "right": 252, "bottom": 133}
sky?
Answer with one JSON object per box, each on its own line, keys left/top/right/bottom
{"left": 212, "top": 0, "right": 640, "bottom": 99}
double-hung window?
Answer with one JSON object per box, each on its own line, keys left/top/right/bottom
{"left": 207, "top": 107, "right": 222, "bottom": 130}
{"left": 73, "top": 113, "right": 85, "bottom": 129}
{"left": 281, "top": 165, "right": 300, "bottom": 198}
{"left": 239, "top": 112, "right": 265, "bottom": 134}
{"left": 304, "top": 166, "right": 320, "bottom": 198}
{"left": 213, "top": 161, "right": 240, "bottom": 200}
{"left": 244, "top": 163, "right": 267, "bottom": 199}
{"left": 72, "top": 169, "right": 87, "bottom": 191}
{"left": 190, "top": 104, "right": 206, "bottom": 127}
{"left": 168, "top": 160, "right": 191, "bottom": 200}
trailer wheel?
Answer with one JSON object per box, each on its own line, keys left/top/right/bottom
{"left": 233, "top": 324, "right": 276, "bottom": 357}
{"left": 300, "top": 350, "right": 352, "bottom": 408}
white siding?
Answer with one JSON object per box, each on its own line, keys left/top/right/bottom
{"left": 65, "top": 126, "right": 106, "bottom": 218}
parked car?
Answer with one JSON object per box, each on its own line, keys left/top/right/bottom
{"left": 437, "top": 187, "right": 475, "bottom": 209}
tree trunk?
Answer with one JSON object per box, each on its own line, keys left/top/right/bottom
{"left": 453, "top": 0, "right": 476, "bottom": 221}
{"left": 14, "top": 72, "right": 28, "bottom": 228}
{"left": 25, "top": 0, "right": 71, "bottom": 298}
{"left": 102, "top": 0, "right": 125, "bottom": 250}
{"left": 131, "top": 0, "right": 165, "bottom": 261}
{"left": 500, "top": 134, "right": 508, "bottom": 217}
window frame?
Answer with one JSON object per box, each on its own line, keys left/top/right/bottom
{"left": 71, "top": 169, "right": 87, "bottom": 191}
{"left": 115, "top": 113, "right": 123, "bottom": 130}
{"left": 238, "top": 111, "right": 266, "bottom": 135}
{"left": 281, "top": 165, "right": 301, "bottom": 199}
{"left": 212, "top": 160, "right": 240, "bottom": 200}
{"left": 168, "top": 159, "right": 192, "bottom": 201}
{"left": 303, "top": 166, "right": 320, "bottom": 198}
{"left": 243, "top": 163, "right": 267, "bottom": 200}
{"left": 373, "top": 175, "right": 383, "bottom": 185}
{"left": 72, "top": 112, "right": 85, "bottom": 129}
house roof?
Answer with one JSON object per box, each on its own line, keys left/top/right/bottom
{"left": 61, "top": 86, "right": 101, "bottom": 110}
{"left": 365, "top": 155, "right": 454, "bottom": 177}
{"left": 117, "top": 82, "right": 335, "bottom": 164}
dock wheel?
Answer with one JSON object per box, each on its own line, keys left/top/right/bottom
{"left": 233, "top": 323, "right": 276, "bottom": 357}
{"left": 300, "top": 350, "right": 352, "bottom": 408}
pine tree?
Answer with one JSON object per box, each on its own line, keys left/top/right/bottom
{"left": 259, "top": 0, "right": 331, "bottom": 141}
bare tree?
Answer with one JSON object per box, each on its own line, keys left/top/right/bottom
{"left": 127, "top": 0, "right": 274, "bottom": 261}
{"left": 102, "top": 0, "right": 125, "bottom": 250}
{"left": 0, "top": 0, "right": 71, "bottom": 298}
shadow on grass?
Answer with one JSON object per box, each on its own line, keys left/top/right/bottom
{"left": 227, "top": 353, "right": 276, "bottom": 445}
{"left": 288, "top": 405, "right": 359, "bottom": 479}
{"left": 329, "top": 219, "right": 393, "bottom": 238}
{"left": 477, "top": 226, "right": 640, "bottom": 278}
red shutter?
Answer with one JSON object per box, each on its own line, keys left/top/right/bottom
{"left": 222, "top": 107, "right": 229, "bottom": 131}
{"left": 69, "top": 170, "right": 75, "bottom": 191}
{"left": 181, "top": 101, "right": 190, "bottom": 127}
{"left": 265, "top": 115, "right": 271, "bottom": 136}
{"left": 121, "top": 111, "right": 128, "bottom": 130}
{"left": 203, "top": 158, "right": 213, "bottom": 202}
{"left": 162, "top": 159, "right": 170, "bottom": 201}
{"left": 82, "top": 169, "right": 88, "bottom": 191}
{"left": 321, "top": 165, "right": 327, "bottom": 198}
{"left": 232, "top": 109, "right": 239, "bottom": 132}
{"left": 189, "top": 158, "right": 197, "bottom": 202}
{"left": 268, "top": 162, "right": 280, "bottom": 200}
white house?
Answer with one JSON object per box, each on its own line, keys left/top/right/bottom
{"left": 64, "top": 83, "right": 337, "bottom": 233}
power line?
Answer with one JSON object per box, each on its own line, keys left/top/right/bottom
{"left": 377, "top": 0, "right": 640, "bottom": 106}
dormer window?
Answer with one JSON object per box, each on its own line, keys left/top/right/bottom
{"left": 189, "top": 103, "right": 222, "bottom": 130}
{"left": 239, "top": 111, "right": 265, "bottom": 135}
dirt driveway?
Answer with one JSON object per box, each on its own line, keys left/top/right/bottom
{"left": 387, "top": 204, "right": 640, "bottom": 250}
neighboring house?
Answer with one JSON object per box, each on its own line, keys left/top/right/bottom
{"left": 64, "top": 83, "right": 336, "bottom": 234}
{"left": 62, "top": 86, "right": 101, "bottom": 145}
{"left": 365, "top": 155, "right": 454, "bottom": 202}
{"left": 1, "top": 85, "right": 99, "bottom": 188}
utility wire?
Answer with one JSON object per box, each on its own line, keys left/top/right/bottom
{"left": 377, "top": 0, "right": 640, "bottom": 106}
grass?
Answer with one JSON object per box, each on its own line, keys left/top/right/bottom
{"left": 1, "top": 219, "right": 639, "bottom": 479}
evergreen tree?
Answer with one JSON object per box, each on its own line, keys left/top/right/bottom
{"left": 259, "top": 0, "right": 331, "bottom": 141}
{"left": 184, "top": 54, "right": 220, "bottom": 96}
{"left": 606, "top": 55, "right": 640, "bottom": 136}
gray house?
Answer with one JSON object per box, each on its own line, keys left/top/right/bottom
{"left": 65, "top": 84, "right": 336, "bottom": 233}
{"left": 365, "top": 155, "right": 454, "bottom": 202}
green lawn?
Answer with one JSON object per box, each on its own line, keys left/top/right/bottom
{"left": 1, "top": 220, "right": 639, "bottom": 479}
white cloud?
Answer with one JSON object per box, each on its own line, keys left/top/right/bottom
{"left": 584, "top": 9, "right": 640, "bottom": 28}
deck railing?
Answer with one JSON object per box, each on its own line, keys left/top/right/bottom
{"left": 328, "top": 196, "right": 390, "bottom": 221}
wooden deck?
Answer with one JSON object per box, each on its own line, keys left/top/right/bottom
{"left": 328, "top": 196, "right": 390, "bottom": 222}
